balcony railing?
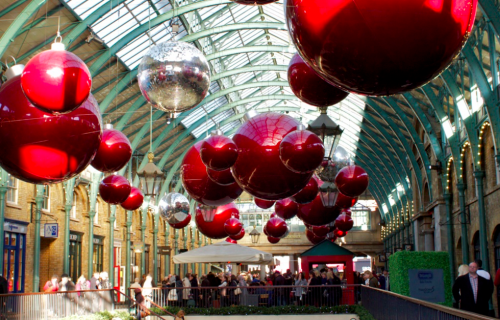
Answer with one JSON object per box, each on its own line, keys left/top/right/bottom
{"left": 361, "top": 286, "right": 496, "bottom": 320}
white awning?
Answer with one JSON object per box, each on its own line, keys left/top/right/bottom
{"left": 173, "top": 242, "right": 273, "bottom": 264}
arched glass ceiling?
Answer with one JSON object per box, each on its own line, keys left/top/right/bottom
{"left": 63, "top": 0, "right": 363, "bottom": 148}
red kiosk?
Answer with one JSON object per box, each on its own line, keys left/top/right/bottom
{"left": 300, "top": 240, "right": 355, "bottom": 304}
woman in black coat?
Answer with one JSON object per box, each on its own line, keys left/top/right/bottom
{"left": 228, "top": 275, "right": 239, "bottom": 305}
{"left": 175, "top": 276, "right": 183, "bottom": 307}
{"left": 190, "top": 274, "right": 199, "bottom": 307}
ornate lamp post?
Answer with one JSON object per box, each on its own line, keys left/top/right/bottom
{"left": 250, "top": 226, "right": 261, "bottom": 244}
{"left": 198, "top": 204, "right": 217, "bottom": 222}
{"left": 308, "top": 106, "right": 343, "bottom": 160}
{"left": 137, "top": 152, "right": 165, "bottom": 201}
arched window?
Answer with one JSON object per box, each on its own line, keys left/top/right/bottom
{"left": 473, "top": 232, "right": 481, "bottom": 262}
{"left": 71, "top": 192, "right": 77, "bottom": 219}
{"left": 494, "top": 228, "right": 500, "bottom": 271}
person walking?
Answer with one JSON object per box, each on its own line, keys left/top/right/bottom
{"left": 452, "top": 261, "right": 494, "bottom": 316}
{"left": 175, "top": 275, "right": 183, "bottom": 307}
{"left": 142, "top": 275, "right": 153, "bottom": 308}
{"left": 130, "top": 278, "right": 142, "bottom": 299}
{"left": 273, "top": 271, "right": 286, "bottom": 306}
{"left": 238, "top": 274, "right": 248, "bottom": 306}
{"left": 190, "top": 274, "right": 200, "bottom": 307}
{"left": 364, "top": 271, "right": 379, "bottom": 288}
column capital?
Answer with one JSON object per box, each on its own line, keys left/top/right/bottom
{"left": 474, "top": 170, "right": 485, "bottom": 179}
{"left": 456, "top": 183, "right": 466, "bottom": 192}
{"left": 443, "top": 193, "right": 452, "bottom": 201}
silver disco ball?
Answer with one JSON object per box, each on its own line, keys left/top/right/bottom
{"left": 158, "top": 193, "right": 190, "bottom": 224}
{"left": 137, "top": 41, "right": 211, "bottom": 114}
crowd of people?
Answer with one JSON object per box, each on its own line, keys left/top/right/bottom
{"left": 129, "top": 267, "right": 347, "bottom": 312}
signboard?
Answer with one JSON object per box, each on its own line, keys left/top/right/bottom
{"left": 408, "top": 269, "right": 445, "bottom": 303}
{"left": 157, "top": 246, "right": 171, "bottom": 255}
{"left": 4, "top": 222, "right": 28, "bottom": 234}
{"left": 41, "top": 223, "right": 58, "bottom": 238}
{"left": 93, "top": 237, "right": 103, "bottom": 245}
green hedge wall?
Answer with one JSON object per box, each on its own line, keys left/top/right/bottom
{"left": 388, "top": 251, "right": 452, "bottom": 306}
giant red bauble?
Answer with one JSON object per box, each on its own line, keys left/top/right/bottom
{"left": 306, "top": 229, "right": 326, "bottom": 244}
{"left": 290, "top": 177, "right": 318, "bottom": 204}
{"left": 267, "top": 236, "right": 280, "bottom": 244}
{"left": 230, "top": 228, "right": 245, "bottom": 241}
{"left": 181, "top": 141, "right": 243, "bottom": 206}
{"left": 288, "top": 53, "right": 348, "bottom": 107}
{"left": 195, "top": 203, "right": 237, "bottom": 239}
{"left": 280, "top": 129, "right": 324, "bottom": 174}
{"left": 170, "top": 214, "right": 191, "bottom": 229}
{"left": 232, "top": 113, "right": 313, "bottom": 200}
{"left": 21, "top": 47, "right": 92, "bottom": 114}
{"left": 91, "top": 128, "right": 132, "bottom": 173}
{"left": 298, "top": 194, "right": 340, "bottom": 226}
{"left": 263, "top": 224, "right": 270, "bottom": 236}
{"left": 255, "top": 198, "right": 275, "bottom": 209}
{"left": 311, "top": 225, "right": 330, "bottom": 237}
{"left": 266, "top": 217, "right": 288, "bottom": 238}
{"left": 0, "top": 71, "right": 101, "bottom": 184}
{"left": 120, "top": 186, "right": 144, "bottom": 211}
{"left": 224, "top": 217, "right": 243, "bottom": 236}
{"left": 99, "top": 175, "right": 131, "bottom": 205}
{"left": 336, "top": 192, "right": 358, "bottom": 209}
{"left": 200, "top": 135, "right": 238, "bottom": 171}
{"left": 225, "top": 237, "right": 237, "bottom": 244}
{"left": 207, "top": 167, "right": 235, "bottom": 186}
{"left": 232, "top": 0, "right": 277, "bottom": 4}
{"left": 335, "top": 165, "right": 369, "bottom": 197}
{"left": 335, "top": 213, "right": 354, "bottom": 232}
{"left": 285, "top": 0, "right": 477, "bottom": 96}
{"left": 275, "top": 198, "right": 298, "bottom": 220}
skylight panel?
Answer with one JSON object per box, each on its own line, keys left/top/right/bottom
{"left": 66, "top": 0, "right": 102, "bottom": 19}
{"left": 220, "top": 120, "right": 241, "bottom": 133}
{"left": 234, "top": 72, "right": 255, "bottom": 86}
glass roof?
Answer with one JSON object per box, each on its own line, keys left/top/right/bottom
{"left": 64, "top": 0, "right": 365, "bottom": 156}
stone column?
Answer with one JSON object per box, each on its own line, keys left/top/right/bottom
{"left": 109, "top": 206, "right": 116, "bottom": 285}
{"left": 443, "top": 194, "right": 456, "bottom": 280}
{"left": 125, "top": 211, "right": 132, "bottom": 294}
{"left": 33, "top": 185, "right": 45, "bottom": 292}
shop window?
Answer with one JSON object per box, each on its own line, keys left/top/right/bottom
{"left": 473, "top": 232, "right": 481, "bottom": 262}
{"left": 494, "top": 229, "right": 500, "bottom": 271}
{"left": 42, "top": 186, "right": 50, "bottom": 211}
{"left": 71, "top": 193, "right": 77, "bottom": 219}
{"left": 6, "top": 176, "right": 18, "bottom": 204}
{"left": 69, "top": 233, "right": 82, "bottom": 282}
{"left": 93, "top": 236, "right": 104, "bottom": 274}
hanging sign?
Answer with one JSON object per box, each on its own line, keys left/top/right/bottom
{"left": 41, "top": 223, "right": 59, "bottom": 238}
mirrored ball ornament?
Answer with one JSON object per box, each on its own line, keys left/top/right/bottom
{"left": 137, "top": 41, "right": 211, "bottom": 114}
{"left": 158, "top": 193, "right": 190, "bottom": 227}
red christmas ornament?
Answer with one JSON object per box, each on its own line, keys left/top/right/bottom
{"left": 290, "top": 177, "right": 318, "bottom": 204}
{"left": 232, "top": 212, "right": 240, "bottom": 219}
{"left": 334, "top": 229, "right": 348, "bottom": 238}
{"left": 311, "top": 225, "right": 330, "bottom": 237}
{"left": 275, "top": 198, "right": 298, "bottom": 220}
{"left": 230, "top": 228, "right": 245, "bottom": 241}
{"left": 200, "top": 133, "right": 238, "bottom": 171}
{"left": 341, "top": 208, "right": 352, "bottom": 216}
{"left": 232, "top": 0, "right": 277, "bottom": 4}
{"left": 267, "top": 236, "right": 280, "bottom": 244}
{"left": 120, "top": 186, "right": 144, "bottom": 211}
{"left": 335, "top": 165, "right": 369, "bottom": 197}
{"left": 280, "top": 129, "right": 324, "bottom": 174}
{"left": 263, "top": 224, "right": 269, "bottom": 236}
{"left": 336, "top": 192, "right": 358, "bottom": 209}
{"left": 170, "top": 214, "right": 191, "bottom": 229}
{"left": 288, "top": 53, "right": 348, "bottom": 107}
{"left": 99, "top": 175, "right": 131, "bottom": 205}
{"left": 195, "top": 203, "right": 237, "bottom": 239}
{"left": 232, "top": 113, "right": 313, "bottom": 200}
{"left": 330, "top": 236, "right": 338, "bottom": 243}
{"left": 0, "top": 67, "right": 101, "bottom": 184}
{"left": 225, "top": 237, "right": 237, "bottom": 244}
{"left": 270, "top": 212, "right": 277, "bottom": 218}
{"left": 265, "top": 217, "right": 288, "bottom": 238}
{"left": 298, "top": 194, "right": 341, "bottom": 226}
{"left": 335, "top": 213, "right": 354, "bottom": 232}
{"left": 224, "top": 217, "right": 243, "bottom": 236}
{"left": 306, "top": 229, "right": 326, "bottom": 244}
{"left": 255, "top": 198, "right": 275, "bottom": 209}
{"left": 286, "top": 0, "right": 477, "bottom": 96}
{"left": 91, "top": 126, "right": 132, "bottom": 173}
{"left": 181, "top": 141, "right": 243, "bottom": 206}
{"left": 21, "top": 42, "right": 92, "bottom": 114}
{"left": 207, "top": 167, "right": 235, "bottom": 186}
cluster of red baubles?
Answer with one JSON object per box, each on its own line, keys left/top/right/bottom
{"left": 0, "top": 39, "right": 143, "bottom": 210}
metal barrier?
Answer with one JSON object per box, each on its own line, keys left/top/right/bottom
{"left": 0, "top": 289, "right": 115, "bottom": 319}
{"left": 0, "top": 289, "right": 173, "bottom": 320}
{"left": 134, "top": 285, "right": 360, "bottom": 309}
{"left": 361, "top": 286, "right": 497, "bottom": 320}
